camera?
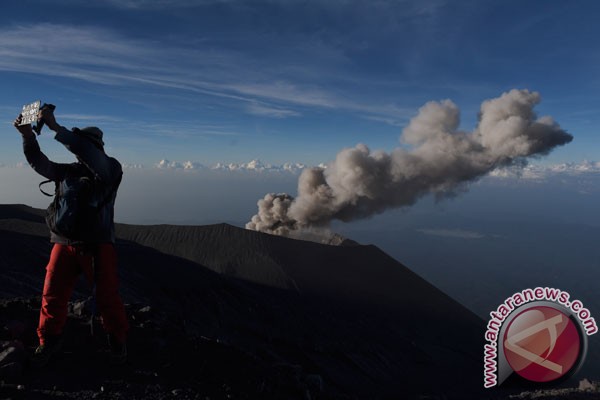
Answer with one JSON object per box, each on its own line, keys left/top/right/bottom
{"left": 20, "top": 101, "right": 56, "bottom": 135}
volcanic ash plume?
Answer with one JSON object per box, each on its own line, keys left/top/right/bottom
{"left": 246, "top": 89, "right": 573, "bottom": 236}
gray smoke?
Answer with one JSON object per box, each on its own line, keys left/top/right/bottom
{"left": 246, "top": 89, "right": 573, "bottom": 236}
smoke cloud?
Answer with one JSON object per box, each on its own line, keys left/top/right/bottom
{"left": 246, "top": 89, "right": 573, "bottom": 236}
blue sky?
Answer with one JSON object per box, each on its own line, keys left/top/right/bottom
{"left": 1, "top": 0, "right": 599, "bottom": 168}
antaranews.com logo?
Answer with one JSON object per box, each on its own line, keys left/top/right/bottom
{"left": 484, "top": 287, "right": 597, "bottom": 388}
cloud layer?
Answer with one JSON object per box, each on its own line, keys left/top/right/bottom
{"left": 8, "top": 155, "right": 597, "bottom": 180}
{"left": 154, "top": 159, "right": 307, "bottom": 172}
{"left": 489, "top": 160, "right": 600, "bottom": 180}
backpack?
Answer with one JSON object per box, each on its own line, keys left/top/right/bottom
{"left": 39, "top": 173, "right": 117, "bottom": 240}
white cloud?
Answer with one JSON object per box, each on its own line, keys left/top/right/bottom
{"left": 548, "top": 160, "right": 600, "bottom": 174}
{"left": 154, "top": 160, "right": 205, "bottom": 170}
{"left": 246, "top": 103, "right": 301, "bottom": 118}
{"left": 488, "top": 165, "right": 546, "bottom": 180}
{"left": 156, "top": 159, "right": 183, "bottom": 169}
{"left": 156, "top": 159, "right": 207, "bottom": 170}
{"left": 227, "top": 81, "right": 338, "bottom": 109}
{"left": 154, "top": 158, "right": 308, "bottom": 172}
{"left": 0, "top": 25, "right": 148, "bottom": 75}
{"left": 211, "top": 162, "right": 234, "bottom": 171}
{"left": 183, "top": 161, "right": 206, "bottom": 170}
{"left": 244, "top": 159, "right": 270, "bottom": 171}
{"left": 216, "top": 159, "right": 308, "bottom": 173}
{"left": 0, "top": 23, "right": 423, "bottom": 122}
{"left": 59, "top": 114, "right": 126, "bottom": 124}
{"left": 362, "top": 115, "right": 405, "bottom": 127}
{"left": 283, "top": 162, "right": 306, "bottom": 172}
{"left": 489, "top": 161, "right": 600, "bottom": 180}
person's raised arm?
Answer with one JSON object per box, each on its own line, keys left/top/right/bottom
{"left": 40, "top": 108, "right": 113, "bottom": 183}
{"left": 13, "top": 114, "right": 68, "bottom": 182}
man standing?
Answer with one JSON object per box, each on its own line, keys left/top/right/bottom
{"left": 14, "top": 107, "right": 128, "bottom": 366}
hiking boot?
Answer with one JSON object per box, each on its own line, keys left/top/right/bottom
{"left": 31, "top": 335, "right": 63, "bottom": 368}
{"left": 108, "top": 334, "right": 127, "bottom": 365}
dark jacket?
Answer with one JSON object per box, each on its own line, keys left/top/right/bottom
{"left": 23, "top": 127, "right": 122, "bottom": 245}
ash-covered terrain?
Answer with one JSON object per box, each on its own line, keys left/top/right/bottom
{"left": 0, "top": 204, "right": 596, "bottom": 399}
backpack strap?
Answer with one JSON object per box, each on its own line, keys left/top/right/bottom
{"left": 39, "top": 169, "right": 121, "bottom": 207}
{"left": 39, "top": 180, "right": 56, "bottom": 197}
{"left": 96, "top": 172, "right": 122, "bottom": 210}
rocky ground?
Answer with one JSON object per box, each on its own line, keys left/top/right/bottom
{"left": 3, "top": 296, "right": 599, "bottom": 400}
{"left": 0, "top": 297, "right": 327, "bottom": 400}
{"left": 508, "top": 379, "right": 600, "bottom": 400}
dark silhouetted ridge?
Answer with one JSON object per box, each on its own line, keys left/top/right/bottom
{"left": 0, "top": 204, "right": 45, "bottom": 224}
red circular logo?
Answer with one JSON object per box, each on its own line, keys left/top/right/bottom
{"left": 503, "top": 306, "right": 581, "bottom": 383}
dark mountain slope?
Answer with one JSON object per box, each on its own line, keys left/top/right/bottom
{"left": 0, "top": 204, "right": 488, "bottom": 399}
{"left": 116, "top": 222, "right": 483, "bottom": 325}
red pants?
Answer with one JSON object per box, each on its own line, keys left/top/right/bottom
{"left": 37, "top": 243, "right": 128, "bottom": 345}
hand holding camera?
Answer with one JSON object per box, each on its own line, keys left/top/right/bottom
{"left": 15, "top": 101, "right": 57, "bottom": 136}
{"left": 37, "top": 104, "right": 58, "bottom": 133}
{"left": 13, "top": 113, "right": 34, "bottom": 137}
